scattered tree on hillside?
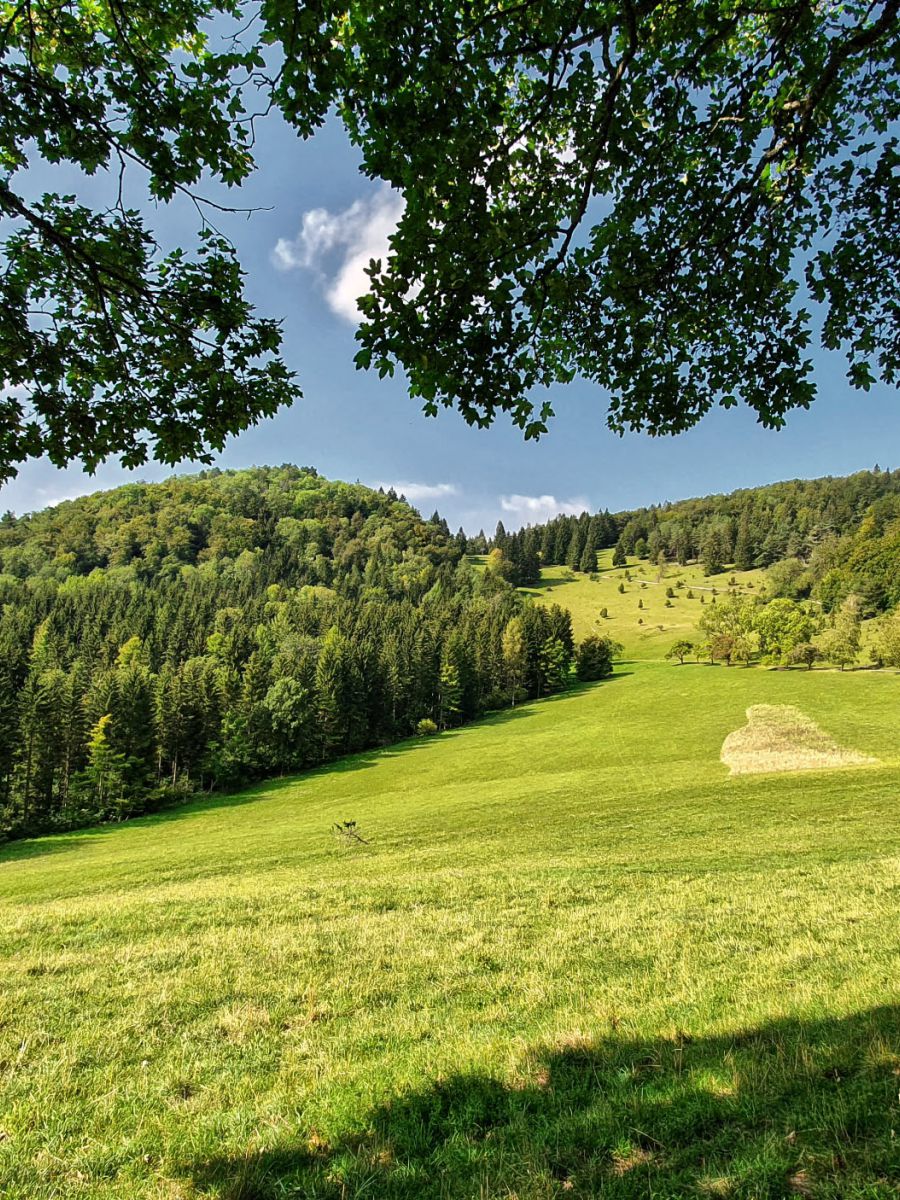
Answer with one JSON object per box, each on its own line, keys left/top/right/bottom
{"left": 872, "top": 612, "right": 900, "bottom": 668}
{"left": 575, "top": 636, "right": 620, "bottom": 682}
{"left": 819, "top": 595, "right": 863, "bottom": 670}
{"left": 754, "top": 599, "right": 819, "bottom": 666}
{"left": 666, "top": 641, "right": 695, "bottom": 666}
{"left": 789, "top": 642, "right": 822, "bottom": 671}
{"left": 699, "top": 596, "right": 758, "bottom": 667}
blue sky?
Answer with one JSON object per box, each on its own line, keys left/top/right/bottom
{"left": 3, "top": 109, "right": 897, "bottom": 532}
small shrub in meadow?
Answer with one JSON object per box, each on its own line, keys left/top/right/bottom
{"left": 416, "top": 718, "right": 438, "bottom": 736}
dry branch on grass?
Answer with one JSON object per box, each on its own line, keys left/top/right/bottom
{"left": 332, "top": 820, "right": 370, "bottom": 845}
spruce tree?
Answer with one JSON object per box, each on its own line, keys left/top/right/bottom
{"left": 565, "top": 525, "right": 585, "bottom": 570}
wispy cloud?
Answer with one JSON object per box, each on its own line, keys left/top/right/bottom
{"left": 499, "top": 493, "right": 590, "bottom": 527}
{"left": 379, "top": 481, "right": 459, "bottom": 503}
{"left": 273, "top": 186, "right": 405, "bottom": 323}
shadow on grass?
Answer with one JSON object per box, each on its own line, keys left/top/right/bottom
{"left": 0, "top": 673, "right": 632, "bottom": 865}
{"left": 186, "top": 1006, "right": 900, "bottom": 1199}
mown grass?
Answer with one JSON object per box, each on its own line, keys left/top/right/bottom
{"left": 1, "top": 662, "right": 899, "bottom": 1198}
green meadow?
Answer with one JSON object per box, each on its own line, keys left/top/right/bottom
{"left": 526, "top": 548, "right": 768, "bottom": 654}
{"left": 2, "top": 656, "right": 899, "bottom": 1199}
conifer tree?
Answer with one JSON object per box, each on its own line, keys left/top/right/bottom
{"left": 565, "top": 525, "right": 585, "bottom": 571}
{"left": 501, "top": 618, "right": 527, "bottom": 707}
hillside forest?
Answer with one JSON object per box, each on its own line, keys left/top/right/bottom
{"left": 0, "top": 467, "right": 614, "bottom": 841}
{"left": 1, "top": 465, "right": 898, "bottom": 842}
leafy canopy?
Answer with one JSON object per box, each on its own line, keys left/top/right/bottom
{"left": 2, "top": 0, "right": 899, "bottom": 480}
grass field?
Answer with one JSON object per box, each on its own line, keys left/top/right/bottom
{"left": 524, "top": 549, "right": 768, "bottom": 656}
{"left": 2, "top": 657, "right": 899, "bottom": 1199}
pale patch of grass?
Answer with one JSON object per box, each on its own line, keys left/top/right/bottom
{"left": 722, "top": 704, "right": 878, "bottom": 776}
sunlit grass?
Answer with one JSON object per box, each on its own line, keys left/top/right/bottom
{"left": 1, "top": 662, "right": 898, "bottom": 1198}
{"left": 525, "top": 549, "right": 767, "bottom": 656}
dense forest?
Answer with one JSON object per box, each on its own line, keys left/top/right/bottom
{"left": 510, "top": 469, "right": 900, "bottom": 614}
{"left": 0, "top": 467, "right": 616, "bottom": 842}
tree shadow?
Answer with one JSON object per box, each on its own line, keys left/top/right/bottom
{"left": 185, "top": 1005, "right": 900, "bottom": 1199}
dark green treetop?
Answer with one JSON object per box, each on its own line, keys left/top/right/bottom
{"left": 2, "top": 0, "right": 898, "bottom": 481}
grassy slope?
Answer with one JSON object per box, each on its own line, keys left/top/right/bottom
{"left": 525, "top": 549, "right": 886, "bottom": 662}
{"left": 2, "top": 660, "right": 899, "bottom": 1198}
{"left": 525, "top": 548, "right": 767, "bottom": 657}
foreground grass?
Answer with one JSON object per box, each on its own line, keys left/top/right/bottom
{"left": 1, "top": 663, "right": 899, "bottom": 1198}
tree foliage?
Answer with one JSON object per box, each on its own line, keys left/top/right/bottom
{"left": 3, "top": 3, "right": 898, "bottom": 477}
{"left": 575, "top": 634, "right": 620, "bottom": 681}
{"left": 0, "top": 0, "right": 299, "bottom": 481}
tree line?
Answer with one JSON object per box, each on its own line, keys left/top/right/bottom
{"left": 664, "top": 590, "right": 900, "bottom": 672}
{"left": 0, "top": 468, "right": 616, "bottom": 841}
{"left": 498, "top": 469, "right": 900, "bottom": 616}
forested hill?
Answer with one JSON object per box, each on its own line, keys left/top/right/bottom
{"left": 503, "top": 469, "right": 900, "bottom": 612}
{"left": 0, "top": 465, "right": 460, "bottom": 588}
{"left": 0, "top": 467, "right": 599, "bottom": 842}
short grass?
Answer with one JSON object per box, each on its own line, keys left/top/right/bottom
{"left": 2, "top": 661, "right": 899, "bottom": 1199}
{"left": 524, "top": 549, "right": 767, "bottom": 657}
{"left": 526, "top": 551, "right": 889, "bottom": 665}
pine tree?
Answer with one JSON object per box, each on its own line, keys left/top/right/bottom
{"left": 579, "top": 525, "right": 598, "bottom": 573}
{"left": 78, "top": 714, "right": 130, "bottom": 818}
{"left": 501, "top": 617, "right": 527, "bottom": 707}
{"left": 437, "top": 652, "right": 463, "bottom": 729}
{"left": 701, "top": 527, "right": 727, "bottom": 576}
{"left": 565, "top": 525, "right": 584, "bottom": 570}
{"left": 733, "top": 512, "right": 755, "bottom": 571}
{"left": 539, "top": 637, "right": 570, "bottom": 695}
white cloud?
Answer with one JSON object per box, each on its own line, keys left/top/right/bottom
{"left": 499, "top": 493, "right": 590, "bottom": 527}
{"left": 379, "top": 481, "right": 459, "bottom": 503}
{"left": 273, "top": 186, "right": 405, "bottom": 323}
